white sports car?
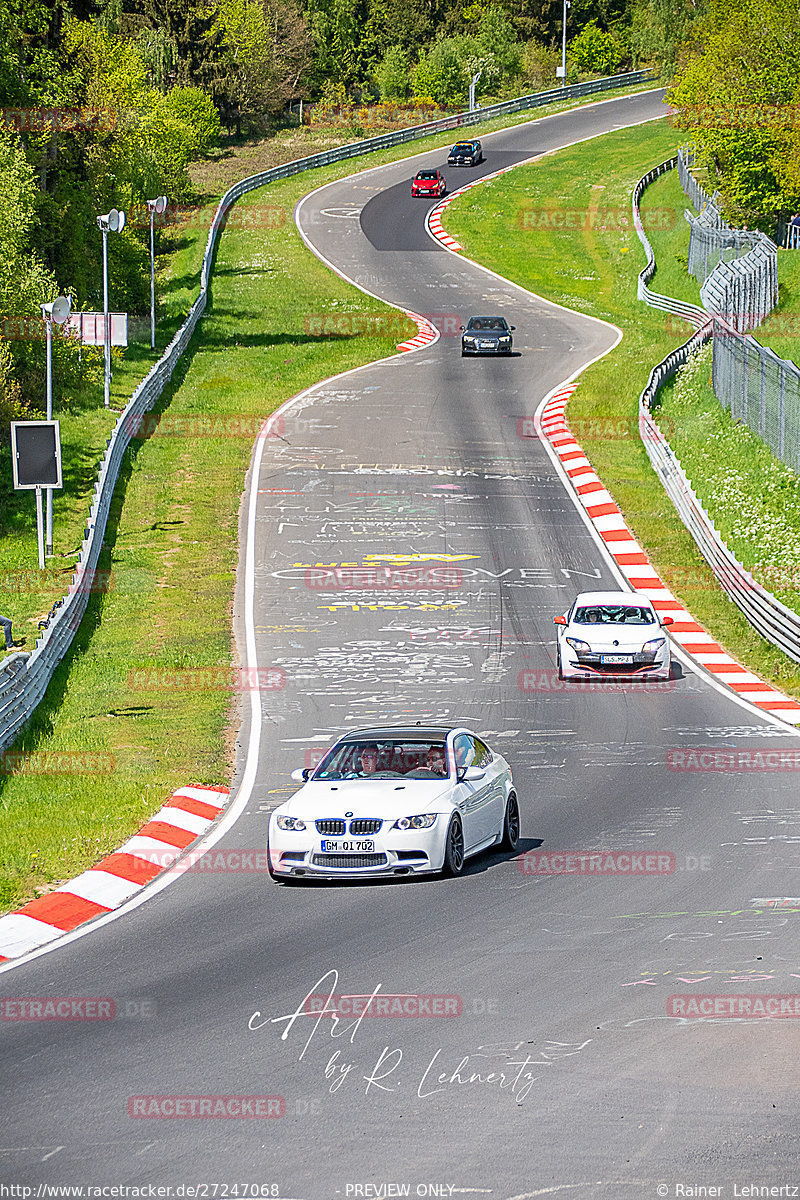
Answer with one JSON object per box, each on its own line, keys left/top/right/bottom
{"left": 268, "top": 725, "right": 518, "bottom": 881}
{"left": 554, "top": 590, "right": 674, "bottom": 680}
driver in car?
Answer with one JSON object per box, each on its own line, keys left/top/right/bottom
{"left": 426, "top": 747, "right": 448, "bottom": 776}
{"left": 356, "top": 745, "right": 380, "bottom": 776}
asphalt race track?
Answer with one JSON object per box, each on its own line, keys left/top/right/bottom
{"left": 3, "top": 90, "right": 800, "bottom": 1197}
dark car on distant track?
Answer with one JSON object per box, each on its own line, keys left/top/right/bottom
{"left": 447, "top": 140, "right": 483, "bottom": 167}
{"left": 411, "top": 169, "right": 447, "bottom": 198}
{"left": 461, "top": 315, "right": 515, "bottom": 356}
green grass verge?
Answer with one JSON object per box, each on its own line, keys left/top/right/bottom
{"left": 443, "top": 118, "right": 800, "bottom": 699}
{"left": 0, "top": 83, "right": 661, "bottom": 914}
{"left": 0, "top": 209, "right": 216, "bottom": 646}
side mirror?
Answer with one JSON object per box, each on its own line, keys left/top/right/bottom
{"left": 458, "top": 765, "right": 486, "bottom": 783}
{"left": 661, "top": 616, "right": 674, "bottom": 627}
{"left": 510, "top": 325, "right": 516, "bottom": 330}
{"left": 459, "top": 325, "right": 465, "bottom": 331}
{"left": 291, "top": 767, "right": 310, "bottom": 783}
{"left": 553, "top": 615, "right": 567, "bottom": 625}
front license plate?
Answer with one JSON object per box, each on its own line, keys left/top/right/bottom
{"left": 601, "top": 654, "right": 632, "bottom": 665}
{"left": 478, "top": 341, "right": 495, "bottom": 349}
{"left": 320, "top": 839, "right": 375, "bottom": 852}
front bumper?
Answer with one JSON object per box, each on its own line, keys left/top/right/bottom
{"left": 561, "top": 647, "right": 671, "bottom": 679}
{"left": 462, "top": 340, "right": 512, "bottom": 354}
{"left": 268, "top": 830, "right": 444, "bottom": 879}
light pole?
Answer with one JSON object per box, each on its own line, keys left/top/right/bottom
{"left": 561, "top": 0, "right": 570, "bottom": 87}
{"left": 469, "top": 70, "right": 482, "bottom": 113}
{"left": 96, "top": 208, "right": 126, "bottom": 408}
{"left": 146, "top": 196, "right": 167, "bottom": 350}
{"left": 40, "top": 295, "right": 72, "bottom": 555}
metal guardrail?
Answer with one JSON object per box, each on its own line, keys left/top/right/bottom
{"left": 0, "top": 70, "right": 655, "bottom": 753}
{"left": 633, "top": 163, "right": 800, "bottom": 665}
{"left": 632, "top": 157, "right": 708, "bottom": 331}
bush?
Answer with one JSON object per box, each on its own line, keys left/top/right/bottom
{"left": 570, "top": 20, "right": 624, "bottom": 75}
{"left": 412, "top": 39, "right": 467, "bottom": 105}
{"left": 519, "top": 40, "right": 561, "bottom": 90}
{"left": 163, "top": 87, "right": 221, "bottom": 156}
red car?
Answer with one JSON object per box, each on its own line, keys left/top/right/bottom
{"left": 411, "top": 169, "right": 446, "bottom": 198}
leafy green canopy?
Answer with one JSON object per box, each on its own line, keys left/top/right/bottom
{"left": 669, "top": 0, "right": 800, "bottom": 222}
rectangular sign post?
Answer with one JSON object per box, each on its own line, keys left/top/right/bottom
{"left": 10, "top": 421, "right": 63, "bottom": 569}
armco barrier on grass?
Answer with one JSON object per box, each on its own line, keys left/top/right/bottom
{"left": 0, "top": 70, "right": 653, "bottom": 756}
{"left": 633, "top": 159, "right": 800, "bottom": 668}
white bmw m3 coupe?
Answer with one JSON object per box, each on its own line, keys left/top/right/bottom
{"left": 268, "top": 725, "right": 519, "bottom": 881}
{"left": 554, "top": 591, "right": 674, "bottom": 681}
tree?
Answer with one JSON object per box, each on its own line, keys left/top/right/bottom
{"left": 412, "top": 37, "right": 466, "bottom": 103}
{"left": 668, "top": 0, "right": 800, "bottom": 222}
{"left": 628, "top": 0, "right": 709, "bottom": 77}
{"left": 215, "top": 0, "right": 312, "bottom": 129}
{"left": 375, "top": 45, "right": 411, "bottom": 98}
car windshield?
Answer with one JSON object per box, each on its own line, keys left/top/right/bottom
{"left": 312, "top": 740, "right": 450, "bottom": 781}
{"left": 467, "top": 317, "right": 507, "bottom": 331}
{"left": 416, "top": 171, "right": 437, "bottom": 179}
{"left": 573, "top": 604, "right": 655, "bottom": 625}
{"left": 452, "top": 144, "right": 473, "bottom": 152}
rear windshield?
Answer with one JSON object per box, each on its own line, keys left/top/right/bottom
{"left": 573, "top": 605, "right": 655, "bottom": 625}
{"left": 313, "top": 740, "right": 450, "bottom": 780}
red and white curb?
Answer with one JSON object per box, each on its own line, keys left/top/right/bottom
{"left": 537, "top": 389, "right": 800, "bottom": 724}
{"left": 426, "top": 167, "right": 517, "bottom": 253}
{"left": 396, "top": 310, "right": 439, "bottom": 352}
{"left": 0, "top": 785, "right": 230, "bottom": 961}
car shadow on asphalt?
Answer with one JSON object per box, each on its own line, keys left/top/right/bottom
{"left": 279, "top": 837, "right": 544, "bottom": 889}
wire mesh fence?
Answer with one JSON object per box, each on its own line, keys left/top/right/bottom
{"left": 712, "top": 319, "right": 800, "bottom": 472}
{"left": 679, "top": 146, "right": 778, "bottom": 328}
{"left": 673, "top": 146, "right": 797, "bottom": 468}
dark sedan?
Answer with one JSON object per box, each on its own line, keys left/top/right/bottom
{"left": 461, "top": 316, "right": 515, "bottom": 356}
{"left": 447, "top": 140, "right": 483, "bottom": 166}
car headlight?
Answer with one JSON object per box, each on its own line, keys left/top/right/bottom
{"left": 565, "top": 637, "right": 591, "bottom": 653}
{"left": 276, "top": 815, "right": 306, "bottom": 831}
{"left": 392, "top": 814, "right": 437, "bottom": 830}
{"left": 463, "top": 336, "right": 475, "bottom": 344}
{"left": 642, "top": 638, "right": 666, "bottom": 653}
{"left": 499, "top": 335, "right": 511, "bottom": 341}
